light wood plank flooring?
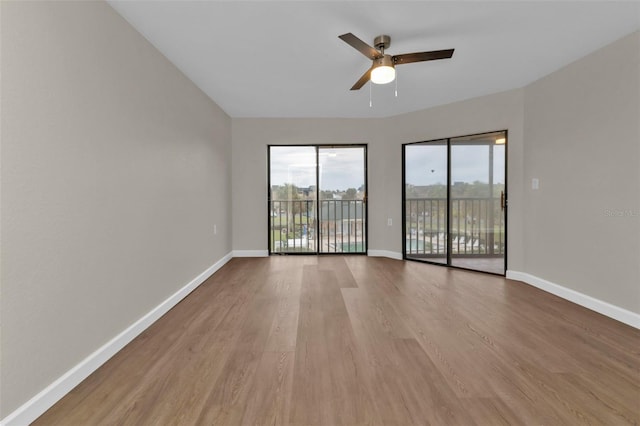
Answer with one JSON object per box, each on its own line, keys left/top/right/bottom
{"left": 34, "top": 256, "right": 640, "bottom": 425}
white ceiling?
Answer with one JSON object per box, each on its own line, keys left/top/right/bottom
{"left": 108, "top": 1, "right": 640, "bottom": 118}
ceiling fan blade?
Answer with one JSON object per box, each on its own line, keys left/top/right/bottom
{"left": 339, "top": 33, "right": 382, "bottom": 60}
{"left": 350, "top": 67, "right": 373, "bottom": 90}
{"left": 393, "top": 49, "right": 454, "bottom": 65}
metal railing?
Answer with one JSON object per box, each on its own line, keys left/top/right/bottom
{"left": 270, "top": 199, "right": 365, "bottom": 253}
{"left": 405, "top": 197, "right": 504, "bottom": 257}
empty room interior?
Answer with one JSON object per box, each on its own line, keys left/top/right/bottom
{"left": 2, "top": 1, "right": 639, "bottom": 425}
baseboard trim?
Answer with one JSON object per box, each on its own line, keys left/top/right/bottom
{"left": 232, "top": 250, "right": 269, "bottom": 257}
{"left": 367, "top": 250, "right": 403, "bottom": 260}
{"left": 506, "top": 270, "right": 640, "bottom": 329}
{"left": 0, "top": 252, "right": 233, "bottom": 426}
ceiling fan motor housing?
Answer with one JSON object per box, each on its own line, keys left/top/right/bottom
{"left": 373, "top": 55, "right": 395, "bottom": 69}
{"left": 374, "top": 34, "right": 391, "bottom": 51}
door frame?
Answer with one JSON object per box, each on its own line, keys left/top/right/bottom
{"left": 267, "top": 144, "right": 368, "bottom": 255}
{"left": 401, "top": 130, "right": 508, "bottom": 275}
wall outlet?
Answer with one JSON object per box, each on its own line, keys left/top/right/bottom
{"left": 387, "top": 218, "right": 393, "bottom": 226}
{"left": 214, "top": 224, "right": 217, "bottom": 235}
{"left": 532, "top": 178, "right": 539, "bottom": 190}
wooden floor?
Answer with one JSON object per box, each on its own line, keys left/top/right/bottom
{"left": 35, "top": 257, "right": 640, "bottom": 425}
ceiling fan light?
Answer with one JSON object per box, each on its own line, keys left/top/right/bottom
{"left": 370, "top": 55, "right": 396, "bottom": 85}
{"left": 371, "top": 66, "right": 396, "bottom": 84}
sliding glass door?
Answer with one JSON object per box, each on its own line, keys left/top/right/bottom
{"left": 318, "top": 147, "right": 366, "bottom": 253}
{"left": 450, "top": 133, "right": 506, "bottom": 273}
{"left": 269, "top": 146, "right": 317, "bottom": 253}
{"left": 403, "top": 131, "right": 507, "bottom": 275}
{"left": 269, "top": 145, "right": 367, "bottom": 254}
{"left": 404, "top": 140, "right": 448, "bottom": 264}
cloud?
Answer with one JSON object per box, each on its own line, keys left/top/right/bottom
{"left": 269, "top": 143, "right": 505, "bottom": 193}
{"left": 270, "top": 146, "right": 365, "bottom": 190}
{"left": 406, "top": 144, "right": 505, "bottom": 185}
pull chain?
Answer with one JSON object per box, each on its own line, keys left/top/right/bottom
{"left": 395, "top": 72, "right": 398, "bottom": 97}
{"left": 369, "top": 82, "right": 372, "bottom": 107}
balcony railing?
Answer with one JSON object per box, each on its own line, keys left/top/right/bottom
{"left": 405, "top": 197, "right": 504, "bottom": 257}
{"left": 270, "top": 199, "right": 365, "bottom": 253}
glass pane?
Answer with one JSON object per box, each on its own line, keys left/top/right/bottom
{"left": 269, "top": 146, "right": 317, "bottom": 253}
{"left": 318, "top": 147, "right": 366, "bottom": 253}
{"left": 450, "top": 131, "right": 506, "bottom": 274}
{"left": 404, "top": 141, "right": 448, "bottom": 264}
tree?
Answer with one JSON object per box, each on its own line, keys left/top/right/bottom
{"left": 344, "top": 188, "right": 357, "bottom": 200}
{"left": 320, "top": 190, "right": 334, "bottom": 200}
{"left": 272, "top": 183, "right": 308, "bottom": 241}
{"left": 273, "top": 183, "right": 300, "bottom": 201}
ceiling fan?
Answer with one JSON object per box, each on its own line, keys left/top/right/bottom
{"left": 338, "top": 33, "right": 454, "bottom": 90}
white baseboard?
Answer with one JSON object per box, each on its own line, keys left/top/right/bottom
{"left": 367, "top": 250, "right": 403, "bottom": 260}
{"left": 506, "top": 270, "right": 640, "bottom": 329}
{"left": 232, "top": 250, "right": 269, "bottom": 257}
{"left": 0, "top": 252, "right": 233, "bottom": 426}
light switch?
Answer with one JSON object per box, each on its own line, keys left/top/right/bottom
{"left": 532, "top": 178, "right": 539, "bottom": 190}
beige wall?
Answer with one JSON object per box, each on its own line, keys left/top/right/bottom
{"left": 523, "top": 31, "right": 640, "bottom": 313}
{"left": 1, "top": 1, "right": 232, "bottom": 416}
{"left": 231, "top": 89, "right": 525, "bottom": 267}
